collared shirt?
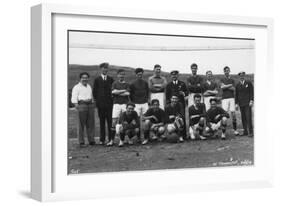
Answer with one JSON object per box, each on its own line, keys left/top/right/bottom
{"left": 187, "top": 75, "right": 203, "bottom": 93}
{"left": 165, "top": 102, "right": 184, "bottom": 123}
{"left": 165, "top": 80, "right": 188, "bottom": 105}
{"left": 148, "top": 75, "right": 167, "bottom": 93}
{"left": 202, "top": 80, "right": 218, "bottom": 97}
{"left": 144, "top": 108, "right": 166, "bottom": 124}
{"left": 173, "top": 80, "right": 178, "bottom": 85}
{"left": 71, "top": 82, "right": 93, "bottom": 104}
{"left": 206, "top": 107, "right": 230, "bottom": 123}
{"left": 189, "top": 103, "right": 206, "bottom": 126}
{"left": 101, "top": 74, "right": 107, "bottom": 81}
{"left": 118, "top": 111, "right": 140, "bottom": 129}
{"left": 235, "top": 80, "right": 254, "bottom": 106}
{"left": 221, "top": 76, "right": 235, "bottom": 99}
{"left": 130, "top": 79, "right": 149, "bottom": 104}
{"left": 112, "top": 80, "right": 130, "bottom": 104}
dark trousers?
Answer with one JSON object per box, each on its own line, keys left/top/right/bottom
{"left": 77, "top": 103, "right": 95, "bottom": 144}
{"left": 240, "top": 105, "right": 253, "bottom": 135}
{"left": 97, "top": 106, "right": 113, "bottom": 143}
{"left": 181, "top": 101, "right": 187, "bottom": 138}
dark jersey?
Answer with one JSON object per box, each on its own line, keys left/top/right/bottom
{"left": 187, "top": 75, "right": 203, "bottom": 93}
{"left": 119, "top": 110, "right": 139, "bottom": 130}
{"left": 112, "top": 81, "right": 130, "bottom": 104}
{"left": 165, "top": 102, "right": 184, "bottom": 123}
{"left": 221, "top": 77, "right": 235, "bottom": 99}
{"left": 144, "top": 108, "right": 166, "bottom": 124}
{"left": 206, "top": 107, "right": 230, "bottom": 123}
{"left": 130, "top": 79, "right": 149, "bottom": 104}
{"left": 202, "top": 80, "right": 218, "bottom": 97}
{"left": 188, "top": 103, "right": 206, "bottom": 126}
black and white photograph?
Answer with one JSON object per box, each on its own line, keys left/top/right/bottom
{"left": 67, "top": 30, "right": 255, "bottom": 174}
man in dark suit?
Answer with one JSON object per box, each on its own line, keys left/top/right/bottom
{"left": 235, "top": 71, "right": 254, "bottom": 137}
{"left": 93, "top": 62, "right": 114, "bottom": 144}
{"left": 165, "top": 70, "right": 188, "bottom": 139}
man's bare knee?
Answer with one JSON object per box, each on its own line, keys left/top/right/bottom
{"left": 158, "top": 126, "right": 165, "bottom": 134}
{"left": 199, "top": 117, "right": 205, "bottom": 124}
{"left": 221, "top": 117, "right": 228, "bottom": 125}
{"left": 135, "top": 128, "right": 140, "bottom": 133}
{"left": 143, "top": 120, "right": 151, "bottom": 131}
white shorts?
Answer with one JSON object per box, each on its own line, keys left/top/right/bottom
{"left": 112, "top": 104, "right": 126, "bottom": 119}
{"left": 204, "top": 96, "right": 215, "bottom": 111}
{"left": 134, "top": 103, "right": 149, "bottom": 116}
{"left": 205, "top": 121, "right": 222, "bottom": 132}
{"left": 189, "top": 122, "right": 203, "bottom": 133}
{"left": 150, "top": 92, "right": 165, "bottom": 110}
{"left": 188, "top": 93, "right": 203, "bottom": 106}
{"left": 221, "top": 98, "right": 235, "bottom": 112}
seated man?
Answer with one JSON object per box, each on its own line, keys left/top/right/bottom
{"left": 142, "top": 99, "right": 166, "bottom": 145}
{"left": 188, "top": 94, "right": 207, "bottom": 140}
{"left": 116, "top": 102, "right": 140, "bottom": 147}
{"left": 206, "top": 98, "right": 230, "bottom": 139}
{"left": 165, "top": 95, "right": 185, "bottom": 143}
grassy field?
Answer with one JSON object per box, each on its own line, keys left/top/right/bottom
{"left": 68, "top": 64, "right": 254, "bottom": 174}
{"left": 68, "top": 132, "right": 254, "bottom": 174}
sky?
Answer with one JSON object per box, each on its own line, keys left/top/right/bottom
{"left": 69, "top": 31, "right": 255, "bottom": 75}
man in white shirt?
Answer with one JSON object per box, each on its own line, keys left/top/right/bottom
{"left": 71, "top": 72, "right": 95, "bottom": 147}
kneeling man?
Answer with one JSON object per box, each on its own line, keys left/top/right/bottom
{"left": 188, "top": 94, "right": 207, "bottom": 140}
{"left": 206, "top": 98, "right": 230, "bottom": 139}
{"left": 142, "top": 99, "right": 166, "bottom": 145}
{"left": 165, "top": 95, "right": 185, "bottom": 142}
{"left": 116, "top": 102, "right": 140, "bottom": 147}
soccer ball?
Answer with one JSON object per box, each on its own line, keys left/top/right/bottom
{"left": 166, "top": 132, "right": 179, "bottom": 143}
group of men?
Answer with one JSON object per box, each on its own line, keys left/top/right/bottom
{"left": 71, "top": 62, "right": 254, "bottom": 147}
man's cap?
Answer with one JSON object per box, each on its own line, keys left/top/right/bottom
{"left": 135, "top": 68, "right": 144, "bottom": 74}
{"left": 170, "top": 70, "right": 179, "bottom": 75}
{"left": 238, "top": 71, "right": 246, "bottom": 76}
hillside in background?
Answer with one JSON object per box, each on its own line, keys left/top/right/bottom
{"left": 68, "top": 64, "right": 254, "bottom": 107}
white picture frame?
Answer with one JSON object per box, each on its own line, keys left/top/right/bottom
{"left": 31, "top": 3, "right": 274, "bottom": 202}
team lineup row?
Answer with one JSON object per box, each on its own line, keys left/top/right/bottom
{"left": 71, "top": 62, "right": 254, "bottom": 147}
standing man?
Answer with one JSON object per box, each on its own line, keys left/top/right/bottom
{"left": 93, "top": 62, "right": 114, "bottom": 145}
{"left": 203, "top": 70, "right": 219, "bottom": 110}
{"left": 117, "top": 103, "right": 140, "bottom": 147}
{"left": 71, "top": 72, "right": 95, "bottom": 147}
{"left": 166, "top": 70, "right": 188, "bottom": 138}
{"left": 220, "top": 66, "right": 239, "bottom": 136}
{"left": 148, "top": 64, "right": 167, "bottom": 110}
{"left": 188, "top": 94, "right": 207, "bottom": 140}
{"left": 206, "top": 98, "right": 230, "bottom": 139}
{"left": 165, "top": 95, "right": 185, "bottom": 142}
{"left": 130, "top": 68, "right": 149, "bottom": 116}
{"left": 109, "top": 69, "right": 131, "bottom": 146}
{"left": 187, "top": 63, "right": 203, "bottom": 106}
{"left": 235, "top": 71, "right": 254, "bottom": 137}
{"left": 142, "top": 99, "right": 166, "bottom": 145}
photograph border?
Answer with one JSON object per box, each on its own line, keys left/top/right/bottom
{"left": 31, "top": 3, "right": 274, "bottom": 201}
